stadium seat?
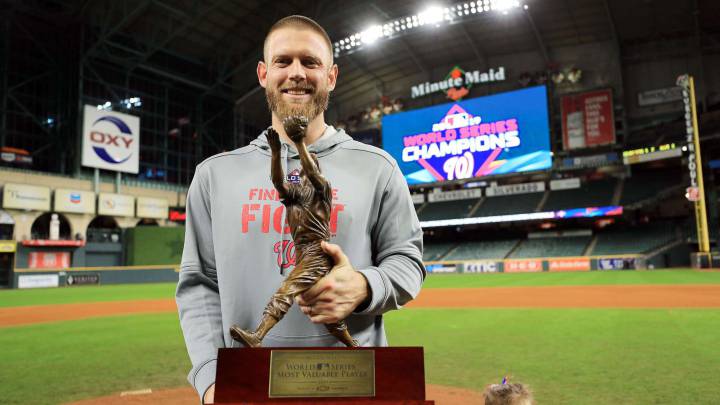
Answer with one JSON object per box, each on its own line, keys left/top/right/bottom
{"left": 542, "top": 179, "right": 617, "bottom": 211}
{"left": 418, "top": 199, "right": 480, "bottom": 221}
{"left": 423, "top": 242, "right": 457, "bottom": 261}
{"left": 476, "top": 193, "right": 544, "bottom": 216}
{"left": 443, "top": 239, "right": 520, "bottom": 260}
{"left": 591, "top": 221, "right": 678, "bottom": 255}
{"left": 510, "top": 236, "right": 591, "bottom": 258}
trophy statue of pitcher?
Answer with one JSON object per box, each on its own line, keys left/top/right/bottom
{"left": 230, "top": 116, "right": 358, "bottom": 348}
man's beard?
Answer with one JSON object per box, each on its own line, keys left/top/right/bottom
{"left": 265, "top": 84, "right": 329, "bottom": 122}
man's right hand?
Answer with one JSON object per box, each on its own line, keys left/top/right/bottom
{"left": 267, "top": 128, "right": 281, "bottom": 153}
{"left": 203, "top": 383, "right": 215, "bottom": 404}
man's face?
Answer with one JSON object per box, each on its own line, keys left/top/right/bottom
{"left": 258, "top": 27, "right": 338, "bottom": 122}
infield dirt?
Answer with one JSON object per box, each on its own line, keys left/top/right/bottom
{"left": 3, "top": 284, "right": 720, "bottom": 328}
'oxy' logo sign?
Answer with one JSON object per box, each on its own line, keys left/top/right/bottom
{"left": 90, "top": 116, "right": 134, "bottom": 164}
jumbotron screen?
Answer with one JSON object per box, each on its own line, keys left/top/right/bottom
{"left": 382, "top": 85, "right": 551, "bottom": 185}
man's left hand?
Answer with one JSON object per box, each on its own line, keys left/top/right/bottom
{"left": 296, "top": 241, "right": 369, "bottom": 324}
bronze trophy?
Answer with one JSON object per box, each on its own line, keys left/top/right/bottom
{"left": 230, "top": 116, "right": 358, "bottom": 348}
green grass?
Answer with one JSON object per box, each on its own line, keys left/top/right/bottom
{"left": 385, "top": 308, "right": 720, "bottom": 404}
{"left": 423, "top": 269, "right": 720, "bottom": 289}
{"left": 2, "top": 270, "right": 719, "bottom": 308}
{"left": 0, "top": 283, "right": 176, "bottom": 308}
{"left": 0, "top": 313, "right": 190, "bottom": 405}
{"left": 3, "top": 307, "right": 719, "bottom": 404}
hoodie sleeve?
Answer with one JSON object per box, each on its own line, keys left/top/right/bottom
{"left": 355, "top": 162, "right": 426, "bottom": 315}
{"left": 175, "top": 164, "right": 224, "bottom": 400}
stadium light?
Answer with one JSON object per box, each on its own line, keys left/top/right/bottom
{"left": 418, "top": 6, "right": 444, "bottom": 26}
{"left": 333, "top": 0, "right": 525, "bottom": 57}
{"left": 360, "top": 25, "right": 383, "bottom": 45}
{"left": 491, "top": 0, "right": 521, "bottom": 13}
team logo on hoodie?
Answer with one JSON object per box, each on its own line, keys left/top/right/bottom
{"left": 286, "top": 169, "right": 301, "bottom": 184}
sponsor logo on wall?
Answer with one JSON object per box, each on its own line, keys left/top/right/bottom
{"left": 428, "top": 188, "right": 483, "bottom": 202}
{"left": 464, "top": 261, "right": 498, "bottom": 273}
{"left": 67, "top": 274, "right": 100, "bottom": 286}
{"left": 411, "top": 65, "right": 506, "bottom": 100}
{"left": 486, "top": 181, "right": 545, "bottom": 197}
{"left": 136, "top": 197, "right": 169, "bottom": 219}
{"left": 426, "top": 264, "right": 458, "bottom": 273}
{"left": 548, "top": 258, "right": 590, "bottom": 272}
{"left": 98, "top": 193, "right": 135, "bottom": 217}
{"left": 598, "top": 258, "right": 636, "bottom": 270}
{"left": 81, "top": 105, "right": 140, "bottom": 174}
{"left": 28, "top": 252, "right": 70, "bottom": 269}
{"left": 2, "top": 183, "right": 51, "bottom": 211}
{"left": 504, "top": 259, "right": 542, "bottom": 273}
{"left": 54, "top": 189, "right": 96, "bottom": 214}
{"left": 549, "top": 178, "right": 581, "bottom": 191}
{"left": 18, "top": 274, "right": 59, "bottom": 289}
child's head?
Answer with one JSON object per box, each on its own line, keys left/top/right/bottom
{"left": 483, "top": 382, "right": 534, "bottom": 405}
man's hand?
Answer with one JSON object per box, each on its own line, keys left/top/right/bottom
{"left": 266, "top": 128, "right": 281, "bottom": 153}
{"left": 296, "top": 241, "right": 369, "bottom": 324}
{"left": 203, "top": 383, "right": 215, "bottom": 404}
{"left": 283, "top": 115, "right": 308, "bottom": 144}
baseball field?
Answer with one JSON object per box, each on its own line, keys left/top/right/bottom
{"left": 2, "top": 269, "right": 720, "bottom": 404}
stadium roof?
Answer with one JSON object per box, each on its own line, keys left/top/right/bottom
{"left": 7, "top": 0, "right": 720, "bottom": 129}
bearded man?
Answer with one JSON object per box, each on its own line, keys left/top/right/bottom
{"left": 176, "top": 15, "right": 425, "bottom": 404}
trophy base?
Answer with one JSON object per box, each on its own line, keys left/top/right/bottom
{"left": 215, "top": 347, "right": 434, "bottom": 404}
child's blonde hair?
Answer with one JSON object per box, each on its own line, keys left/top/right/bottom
{"left": 483, "top": 382, "right": 534, "bottom": 405}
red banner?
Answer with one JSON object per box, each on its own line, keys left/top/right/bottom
{"left": 561, "top": 89, "right": 615, "bottom": 150}
{"left": 28, "top": 252, "right": 71, "bottom": 269}
{"left": 548, "top": 258, "right": 590, "bottom": 272}
{"left": 504, "top": 259, "right": 543, "bottom": 273}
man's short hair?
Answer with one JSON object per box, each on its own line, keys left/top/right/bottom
{"left": 263, "top": 15, "right": 334, "bottom": 65}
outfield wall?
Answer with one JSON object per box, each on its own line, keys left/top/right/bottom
{"left": 11, "top": 265, "right": 178, "bottom": 289}
{"left": 425, "top": 255, "right": 644, "bottom": 273}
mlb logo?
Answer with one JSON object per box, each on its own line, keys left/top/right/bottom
{"left": 286, "top": 169, "right": 301, "bottom": 184}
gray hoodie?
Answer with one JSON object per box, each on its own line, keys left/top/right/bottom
{"left": 176, "top": 126, "right": 425, "bottom": 399}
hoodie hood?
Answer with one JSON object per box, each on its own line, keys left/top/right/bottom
{"left": 250, "top": 125, "right": 354, "bottom": 158}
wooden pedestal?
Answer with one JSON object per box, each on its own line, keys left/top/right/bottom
{"left": 214, "top": 347, "right": 434, "bottom": 404}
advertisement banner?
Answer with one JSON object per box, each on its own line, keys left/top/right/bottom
{"left": 66, "top": 273, "right": 101, "bottom": 286}
{"left": 550, "top": 178, "right": 581, "bottom": 191}
{"left": 18, "top": 274, "right": 59, "bottom": 289}
{"left": 0, "top": 241, "right": 16, "bottom": 252}
{"left": 463, "top": 261, "right": 499, "bottom": 273}
{"left": 561, "top": 89, "right": 615, "bottom": 150}
{"left": 428, "top": 188, "right": 482, "bottom": 202}
{"left": 637, "top": 87, "right": 683, "bottom": 107}
{"left": 54, "top": 189, "right": 96, "bottom": 214}
{"left": 411, "top": 194, "right": 426, "bottom": 204}
{"left": 548, "top": 258, "right": 590, "bottom": 272}
{"left": 561, "top": 153, "right": 619, "bottom": 169}
{"left": 98, "top": 193, "right": 135, "bottom": 217}
{"left": 485, "top": 181, "right": 545, "bottom": 197}
{"left": 81, "top": 105, "right": 140, "bottom": 174}
{"left": 411, "top": 65, "right": 506, "bottom": 100}
{"left": 598, "top": 258, "right": 636, "bottom": 270}
{"left": 425, "top": 264, "right": 458, "bottom": 273}
{"left": 28, "top": 252, "right": 71, "bottom": 269}
{"left": 2, "top": 183, "right": 51, "bottom": 211}
{"left": 136, "top": 197, "right": 169, "bottom": 219}
{"left": 383, "top": 85, "right": 551, "bottom": 185}
{"left": 504, "top": 259, "right": 543, "bottom": 273}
